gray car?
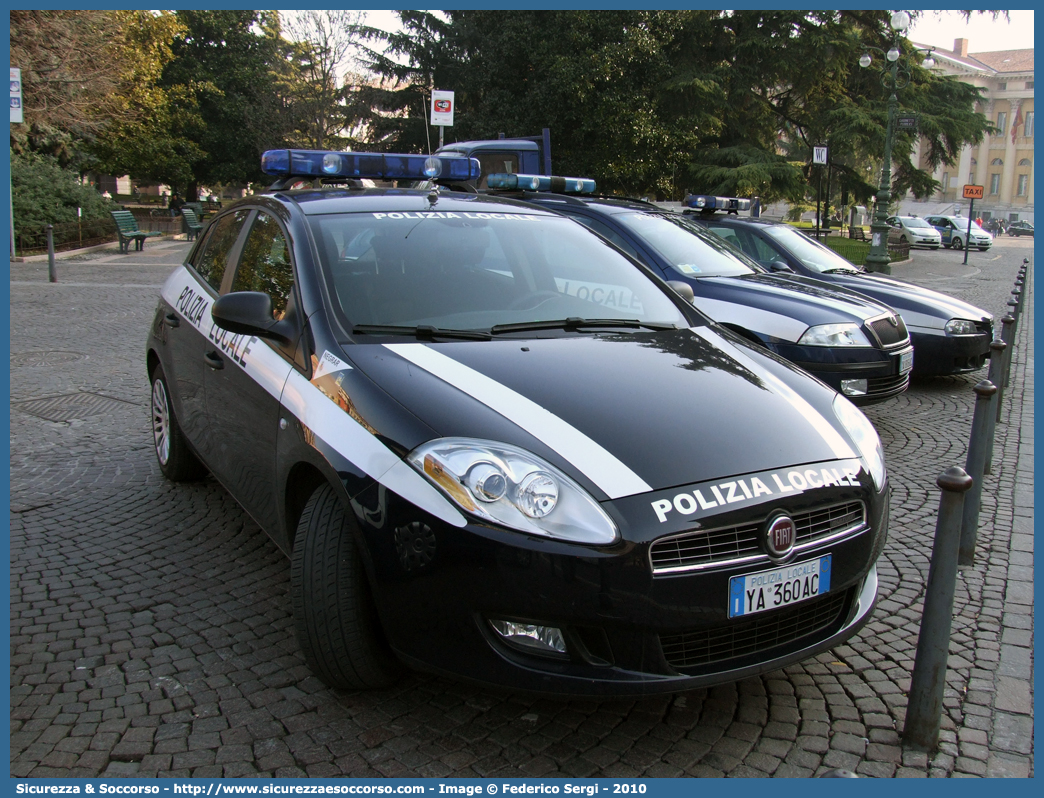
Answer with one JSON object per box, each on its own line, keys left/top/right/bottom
{"left": 886, "top": 216, "right": 942, "bottom": 249}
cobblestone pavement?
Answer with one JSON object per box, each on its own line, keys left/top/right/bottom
{"left": 10, "top": 238, "right": 1034, "bottom": 778}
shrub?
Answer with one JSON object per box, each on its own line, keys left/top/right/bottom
{"left": 11, "top": 151, "right": 119, "bottom": 237}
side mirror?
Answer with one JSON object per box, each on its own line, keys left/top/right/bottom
{"left": 211, "top": 291, "right": 290, "bottom": 341}
{"left": 768, "top": 261, "right": 794, "bottom": 273}
{"left": 667, "top": 280, "right": 695, "bottom": 304}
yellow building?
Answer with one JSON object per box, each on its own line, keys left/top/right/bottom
{"left": 907, "top": 38, "right": 1034, "bottom": 223}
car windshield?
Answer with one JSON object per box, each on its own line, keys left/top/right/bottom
{"left": 948, "top": 218, "right": 986, "bottom": 233}
{"left": 613, "top": 212, "right": 761, "bottom": 277}
{"left": 762, "top": 225, "right": 861, "bottom": 273}
{"left": 900, "top": 217, "right": 932, "bottom": 229}
{"left": 307, "top": 211, "right": 689, "bottom": 332}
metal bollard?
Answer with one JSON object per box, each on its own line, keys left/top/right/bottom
{"left": 903, "top": 466, "right": 974, "bottom": 752}
{"left": 46, "top": 224, "right": 58, "bottom": 283}
{"left": 958, "top": 381, "right": 997, "bottom": 565}
{"left": 1006, "top": 296, "right": 1019, "bottom": 335}
{"left": 995, "top": 314, "right": 1015, "bottom": 422}
{"left": 983, "top": 339, "right": 1006, "bottom": 475}
{"left": 1010, "top": 288, "right": 1022, "bottom": 324}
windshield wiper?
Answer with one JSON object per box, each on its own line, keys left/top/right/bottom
{"left": 490, "top": 317, "right": 678, "bottom": 335}
{"left": 352, "top": 324, "right": 492, "bottom": 341}
{"left": 822, "top": 268, "right": 861, "bottom": 274}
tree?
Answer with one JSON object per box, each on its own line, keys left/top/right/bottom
{"left": 279, "top": 10, "right": 368, "bottom": 150}
{"left": 9, "top": 10, "right": 125, "bottom": 164}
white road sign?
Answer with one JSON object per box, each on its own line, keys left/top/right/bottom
{"left": 431, "top": 90, "right": 454, "bottom": 127}
{"left": 813, "top": 146, "right": 828, "bottom": 165}
{"left": 11, "top": 67, "right": 24, "bottom": 124}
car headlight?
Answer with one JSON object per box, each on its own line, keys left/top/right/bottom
{"left": 798, "top": 323, "right": 872, "bottom": 347}
{"left": 407, "top": 438, "right": 619, "bottom": 545}
{"left": 832, "top": 395, "right": 885, "bottom": 489}
{"left": 945, "top": 319, "right": 978, "bottom": 336}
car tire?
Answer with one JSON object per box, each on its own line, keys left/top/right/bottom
{"left": 951, "top": 236, "right": 964, "bottom": 250}
{"left": 291, "top": 483, "right": 402, "bottom": 690}
{"left": 150, "top": 365, "right": 207, "bottom": 481}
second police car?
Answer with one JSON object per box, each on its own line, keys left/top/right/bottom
{"left": 147, "top": 151, "right": 888, "bottom": 696}
{"left": 484, "top": 180, "right": 914, "bottom": 404}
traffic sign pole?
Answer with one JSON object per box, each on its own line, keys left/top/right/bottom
{"left": 961, "top": 185, "right": 984, "bottom": 266}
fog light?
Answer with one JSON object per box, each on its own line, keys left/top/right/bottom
{"left": 841, "top": 379, "right": 868, "bottom": 397}
{"left": 490, "top": 620, "right": 567, "bottom": 656}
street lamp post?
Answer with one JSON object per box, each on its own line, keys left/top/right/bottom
{"left": 859, "top": 11, "right": 934, "bottom": 274}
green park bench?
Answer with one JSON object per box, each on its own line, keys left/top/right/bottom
{"left": 181, "top": 208, "right": 203, "bottom": 241}
{"left": 849, "top": 226, "right": 868, "bottom": 242}
{"left": 110, "top": 209, "right": 162, "bottom": 254}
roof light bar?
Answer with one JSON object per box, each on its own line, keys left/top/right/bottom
{"left": 685, "top": 195, "right": 752, "bottom": 212}
{"left": 487, "top": 173, "right": 597, "bottom": 194}
{"left": 260, "top": 150, "right": 481, "bottom": 182}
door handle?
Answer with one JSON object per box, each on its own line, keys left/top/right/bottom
{"left": 204, "top": 351, "right": 224, "bottom": 370}
{"left": 164, "top": 313, "right": 180, "bottom": 328}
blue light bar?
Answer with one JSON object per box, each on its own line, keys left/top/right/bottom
{"left": 685, "top": 194, "right": 752, "bottom": 212}
{"left": 487, "top": 173, "right": 597, "bottom": 194}
{"left": 261, "top": 150, "right": 482, "bottom": 182}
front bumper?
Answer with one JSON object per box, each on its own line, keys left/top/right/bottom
{"left": 352, "top": 460, "right": 888, "bottom": 696}
{"left": 780, "top": 343, "right": 913, "bottom": 405}
{"left": 909, "top": 329, "right": 991, "bottom": 376}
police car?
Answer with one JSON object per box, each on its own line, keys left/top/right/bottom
{"left": 146, "top": 151, "right": 888, "bottom": 696}
{"left": 689, "top": 211, "right": 994, "bottom": 376}
{"left": 485, "top": 178, "right": 913, "bottom": 404}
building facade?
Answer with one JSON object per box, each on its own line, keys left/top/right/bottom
{"left": 908, "top": 38, "right": 1033, "bottom": 223}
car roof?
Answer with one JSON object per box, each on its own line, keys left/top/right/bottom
{"left": 255, "top": 187, "right": 563, "bottom": 217}
{"left": 492, "top": 192, "right": 662, "bottom": 215}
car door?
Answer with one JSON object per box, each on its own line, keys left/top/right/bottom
{"left": 926, "top": 216, "right": 952, "bottom": 244}
{"left": 203, "top": 209, "right": 302, "bottom": 531}
{"left": 165, "top": 209, "right": 251, "bottom": 457}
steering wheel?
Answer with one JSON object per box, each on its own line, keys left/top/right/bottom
{"left": 508, "top": 290, "right": 561, "bottom": 311}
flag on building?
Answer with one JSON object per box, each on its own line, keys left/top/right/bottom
{"left": 1011, "top": 103, "right": 1023, "bottom": 144}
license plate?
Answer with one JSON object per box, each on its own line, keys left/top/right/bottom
{"left": 728, "top": 555, "right": 831, "bottom": 618}
{"left": 900, "top": 350, "right": 913, "bottom": 374}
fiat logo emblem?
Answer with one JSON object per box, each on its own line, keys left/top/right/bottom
{"left": 764, "top": 515, "right": 796, "bottom": 560}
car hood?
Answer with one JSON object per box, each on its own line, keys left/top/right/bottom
{"left": 825, "top": 273, "right": 993, "bottom": 330}
{"left": 347, "top": 326, "right": 858, "bottom": 501}
{"left": 688, "top": 273, "right": 892, "bottom": 341}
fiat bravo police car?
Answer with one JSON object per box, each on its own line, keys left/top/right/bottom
{"left": 146, "top": 151, "right": 888, "bottom": 696}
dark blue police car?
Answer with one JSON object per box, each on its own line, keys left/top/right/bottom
{"left": 688, "top": 209, "right": 994, "bottom": 376}
{"left": 146, "top": 151, "right": 888, "bottom": 695}
{"left": 485, "top": 178, "right": 913, "bottom": 404}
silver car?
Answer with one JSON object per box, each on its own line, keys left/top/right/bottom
{"left": 887, "top": 216, "right": 942, "bottom": 249}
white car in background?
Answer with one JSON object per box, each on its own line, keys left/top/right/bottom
{"left": 886, "top": 216, "right": 943, "bottom": 249}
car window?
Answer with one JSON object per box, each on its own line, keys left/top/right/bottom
{"left": 190, "top": 210, "right": 249, "bottom": 291}
{"left": 307, "top": 212, "right": 688, "bottom": 330}
{"left": 566, "top": 214, "right": 640, "bottom": 259}
{"left": 230, "top": 211, "right": 295, "bottom": 319}
{"left": 613, "top": 213, "right": 760, "bottom": 277}
{"left": 711, "top": 226, "right": 782, "bottom": 265}
{"left": 762, "top": 225, "right": 860, "bottom": 273}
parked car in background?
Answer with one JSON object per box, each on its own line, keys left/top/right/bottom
{"left": 924, "top": 215, "right": 993, "bottom": 251}
{"left": 690, "top": 213, "right": 995, "bottom": 377}
{"left": 885, "top": 216, "right": 943, "bottom": 249}
{"left": 1007, "top": 220, "right": 1034, "bottom": 237}
{"left": 485, "top": 179, "right": 914, "bottom": 404}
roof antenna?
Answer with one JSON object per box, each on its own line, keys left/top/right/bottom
{"left": 423, "top": 92, "right": 432, "bottom": 156}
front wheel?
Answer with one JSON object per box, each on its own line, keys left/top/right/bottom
{"left": 951, "top": 236, "right": 964, "bottom": 250}
{"left": 900, "top": 235, "right": 908, "bottom": 245}
{"left": 290, "top": 483, "right": 402, "bottom": 689}
{"left": 150, "top": 365, "right": 207, "bottom": 481}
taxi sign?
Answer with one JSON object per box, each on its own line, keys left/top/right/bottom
{"left": 963, "top": 184, "right": 984, "bottom": 199}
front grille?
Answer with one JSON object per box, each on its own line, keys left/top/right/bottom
{"left": 660, "top": 589, "right": 850, "bottom": 670}
{"left": 867, "top": 314, "right": 910, "bottom": 348}
{"left": 649, "top": 501, "right": 864, "bottom": 575}
{"left": 866, "top": 371, "right": 911, "bottom": 397}
{"left": 974, "top": 319, "right": 993, "bottom": 337}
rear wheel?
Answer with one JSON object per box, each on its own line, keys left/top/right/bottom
{"left": 290, "top": 483, "right": 401, "bottom": 689}
{"left": 150, "top": 365, "right": 207, "bottom": 481}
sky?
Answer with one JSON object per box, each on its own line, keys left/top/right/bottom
{"left": 360, "top": 9, "right": 1034, "bottom": 55}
